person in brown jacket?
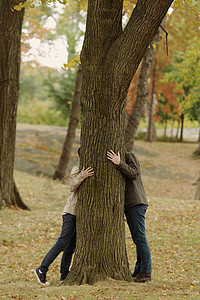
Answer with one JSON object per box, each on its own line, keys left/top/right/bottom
{"left": 107, "top": 150, "right": 152, "bottom": 283}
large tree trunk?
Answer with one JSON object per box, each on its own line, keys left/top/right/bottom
{"left": 146, "top": 55, "right": 157, "bottom": 142}
{"left": 0, "top": 1, "right": 29, "bottom": 209}
{"left": 65, "top": 0, "right": 174, "bottom": 285}
{"left": 125, "top": 21, "right": 165, "bottom": 151}
{"left": 53, "top": 64, "right": 82, "bottom": 180}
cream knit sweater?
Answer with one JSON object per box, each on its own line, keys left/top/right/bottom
{"left": 62, "top": 166, "right": 84, "bottom": 216}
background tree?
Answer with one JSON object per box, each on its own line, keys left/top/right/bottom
{"left": 155, "top": 1, "right": 200, "bottom": 141}
{"left": 163, "top": 38, "right": 200, "bottom": 152}
{"left": 64, "top": 0, "right": 174, "bottom": 285}
{"left": 125, "top": 19, "right": 165, "bottom": 151}
{"left": 51, "top": 3, "right": 86, "bottom": 179}
{"left": 19, "top": 62, "right": 48, "bottom": 103}
{"left": 145, "top": 54, "right": 158, "bottom": 142}
{"left": 125, "top": 0, "right": 200, "bottom": 144}
{"left": 53, "top": 64, "right": 82, "bottom": 180}
{"left": 0, "top": 0, "right": 29, "bottom": 209}
{"left": 44, "top": 1, "right": 85, "bottom": 119}
{"left": 155, "top": 90, "right": 181, "bottom": 139}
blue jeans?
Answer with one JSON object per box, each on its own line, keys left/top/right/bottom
{"left": 125, "top": 204, "right": 152, "bottom": 274}
{"left": 39, "top": 213, "right": 76, "bottom": 279}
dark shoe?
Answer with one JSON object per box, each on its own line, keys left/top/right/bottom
{"left": 60, "top": 273, "right": 68, "bottom": 282}
{"left": 59, "top": 274, "right": 67, "bottom": 285}
{"left": 132, "top": 272, "right": 139, "bottom": 278}
{"left": 34, "top": 268, "right": 50, "bottom": 286}
{"left": 134, "top": 273, "right": 151, "bottom": 283}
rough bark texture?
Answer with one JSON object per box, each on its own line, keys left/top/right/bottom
{"left": 53, "top": 64, "right": 82, "bottom": 180}
{"left": 0, "top": 0, "right": 29, "bottom": 209}
{"left": 65, "top": 0, "right": 174, "bottom": 285}
{"left": 125, "top": 22, "right": 165, "bottom": 151}
{"left": 146, "top": 55, "right": 157, "bottom": 142}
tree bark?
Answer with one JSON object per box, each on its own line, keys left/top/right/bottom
{"left": 180, "top": 113, "right": 184, "bottom": 141}
{"left": 176, "top": 119, "right": 180, "bottom": 140}
{"left": 125, "top": 20, "right": 165, "bottom": 151}
{"left": 146, "top": 55, "right": 157, "bottom": 142}
{"left": 170, "top": 118, "right": 175, "bottom": 141}
{"left": 0, "top": 0, "right": 29, "bottom": 209}
{"left": 164, "top": 119, "right": 168, "bottom": 137}
{"left": 65, "top": 0, "right": 174, "bottom": 285}
{"left": 53, "top": 64, "right": 82, "bottom": 180}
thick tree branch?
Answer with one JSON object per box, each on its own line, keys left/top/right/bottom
{"left": 107, "top": 0, "right": 174, "bottom": 101}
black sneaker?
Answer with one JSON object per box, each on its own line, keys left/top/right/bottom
{"left": 60, "top": 274, "right": 67, "bottom": 282}
{"left": 34, "top": 268, "right": 50, "bottom": 286}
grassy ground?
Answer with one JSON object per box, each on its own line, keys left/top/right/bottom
{"left": 0, "top": 174, "right": 199, "bottom": 299}
{"left": 136, "top": 140, "right": 199, "bottom": 201}
{"left": 0, "top": 140, "right": 200, "bottom": 299}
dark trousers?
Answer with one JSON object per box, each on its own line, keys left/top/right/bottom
{"left": 125, "top": 204, "right": 152, "bottom": 274}
{"left": 40, "top": 213, "right": 76, "bottom": 279}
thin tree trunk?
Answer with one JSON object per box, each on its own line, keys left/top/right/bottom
{"left": 176, "top": 119, "right": 180, "bottom": 140}
{"left": 65, "top": 0, "right": 174, "bottom": 285}
{"left": 151, "top": 120, "right": 157, "bottom": 141}
{"left": 180, "top": 113, "right": 184, "bottom": 141}
{"left": 146, "top": 56, "right": 157, "bottom": 142}
{"left": 0, "top": 0, "right": 29, "bottom": 209}
{"left": 164, "top": 119, "right": 168, "bottom": 137}
{"left": 125, "top": 111, "right": 130, "bottom": 129}
{"left": 170, "top": 118, "right": 175, "bottom": 141}
{"left": 125, "top": 19, "right": 165, "bottom": 151}
{"left": 53, "top": 64, "right": 82, "bottom": 180}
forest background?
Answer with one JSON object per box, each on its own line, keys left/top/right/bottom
{"left": 18, "top": 1, "right": 200, "bottom": 137}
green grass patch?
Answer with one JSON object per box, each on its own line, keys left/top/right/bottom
{"left": 0, "top": 172, "right": 199, "bottom": 299}
{"left": 17, "top": 100, "right": 69, "bottom": 127}
{"left": 156, "top": 136, "right": 182, "bottom": 143}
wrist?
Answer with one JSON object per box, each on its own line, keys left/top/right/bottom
{"left": 80, "top": 172, "right": 85, "bottom": 178}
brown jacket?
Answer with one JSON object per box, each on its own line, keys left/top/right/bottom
{"left": 117, "top": 152, "right": 148, "bottom": 212}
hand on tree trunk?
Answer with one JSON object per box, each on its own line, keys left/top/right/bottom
{"left": 80, "top": 167, "right": 94, "bottom": 179}
{"left": 107, "top": 150, "right": 121, "bottom": 165}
